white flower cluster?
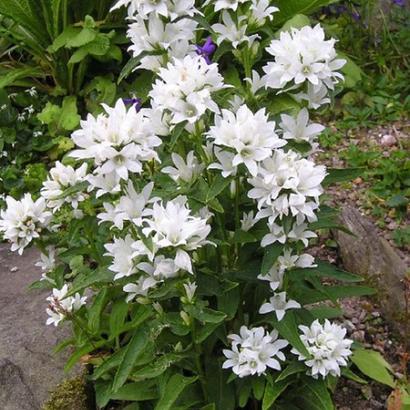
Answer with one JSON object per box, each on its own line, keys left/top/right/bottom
{"left": 71, "top": 99, "right": 162, "bottom": 185}
{"left": 292, "top": 319, "right": 353, "bottom": 378}
{"left": 116, "top": 0, "right": 197, "bottom": 71}
{"left": 223, "top": 326, "right": 288, "bottom": 377}
{"left": 46, "top": 284, "right": 87, "bottom": 326}
{"left": 103, "top": 195, "right": 212, "bottom": 299}
{"left": 41, "top": 162, "right": 88, "bottom": 212}
{"left": 0, "top": 194, "right": 51, "bottom": 254}
{"left": 149, "top": 55, "right": 225, "bottom": 126}
{"left": 207, "top": 104, "right": 286, "bottom": 177}
{"left": 248, "top": 149, "right": 326, "bottom": 225}
{"left": 263, "top": 25, "right": 345, "bottom": 100}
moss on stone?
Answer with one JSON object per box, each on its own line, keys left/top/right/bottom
{"left": 42, "top": 376, "right": 90, "bottom": 410}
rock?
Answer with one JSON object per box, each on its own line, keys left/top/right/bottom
{"left": 380, "top": 134, "right": 396, "bottom": 147}
{"left": 0, "top": 244, "right": 79, "bottom": 409}
{"left": 0, "top": 359, "right": 37, "bottom": 410}
{"left": 333, "top": 206, "right": 409, "bottom": 337}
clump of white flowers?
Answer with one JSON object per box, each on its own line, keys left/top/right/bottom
{"left": 207, "top": 104, "right": 286, "bottom": 176}
{"left": 263, "top": 24, "right": 345, "bottom": 93}
{"left": 41, "top": 162, "right": 88, "bottom": 212}
{"left": 149, "top": 55, "right": 225, "bottom": 125}
{"left": 71, "top": 99, "right": 162, "bottom": 181}
{"left": 46, "top": 284, "right": 87, "bottom": 326}
{"left": 223, "top": 326, "right": 288, "bottom": 378}
{"left": 292, "top": 319, "right": 353, "bottom": 378}
{"left": 0, "top": 1, "right": 360, "bottom": 403}
{"left": 0, "top": 194, "right": 51, "bottom": 254}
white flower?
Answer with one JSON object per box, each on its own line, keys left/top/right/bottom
{"left": 288, "top": 222, "right": 317, "bottom": 247}
{"left": 70, "top": 99, "right": 162, "bottom": 181}
{"left": 0, "top": 194, "right": 52, "bottom": 255}
{"left": 162, "top": 151, "right": 205, "bottom": 184}
{"left": 222, "top": 326, "right": 288, "bottom": 378}
{"left": 115, "top": 181, "right": 157, "bottom": 227}
{"left": 46, "top": 284, "right": 87, "bottom": 326}
{"left": 294, "top": 83, "right": 331, "bottom": 110}
{"left": 258, "top": 267, "right": 285, "bottom": 291}
{"left": 149, "top": 55, "right": 225, "bottom": 125}
{"left": 137, "top": 255, "right": 180, "bottom": 290}
{"left": 211, "top": 0, "right": 248, "bottom": 11}
{"left": 141, "top": 197, "right": 212, "bottom": 274}
{"left": 207, "top": 105, "right": 286, "bottom": 177}
{"left": 240, "top": 211, "right": 258, "bottom": 232}
{"left": 259, "top": 291, "right": 301, "bottom": 321}
{"left": 41, "top": 162, "right": 88, "bottom": 211}
{"left": 263, "top": 24, "right": 345, "bottom": 91}
{"left": 250, "top": 0, "right": 278, "bottom": 25}
{"left": 86, "top": 172, "right": 121, "bottom": 198}
{"left": 183, "top": 281, "right": 197, "bottom": 302}
{"left": 292, "top": 319, "right": 353, "bottom": 378}
{"left": 123, "top": 277, "right": 148, "bottom": 302}
{"left": 245, "top": 70, "right": 266, "bottom": 94}
{"left": 212, "top": 11, "right": 259, "bottom": 49}
{"left": 127, "top": 15, "right": 197, "bottom": 71}
{"left": 208, "top": 147, "right": 238, "bottom": 178}
{"left": 248, "top": 150, "right": 326, "bottom": 224}
{"left": 112, "top": 0, "right": 196, "bottom": 20}
{"left": 36, "top": 246, "right": 56, "bottom": 273}
{"left": 104, "top": 235, "right": 139, "bottom": 280}
{"left": 279, "top": 109, "right": 325, "bottom": 144}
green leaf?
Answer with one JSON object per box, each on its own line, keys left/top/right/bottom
{"left": 252, "top": 377, "right": 265, "bottom": 401}
{"left": 109, "top": 299, "right": 129, "bottom": 338}
{"left": 323, "top": 168, "right": 364, "bottom": 186}
{"left": 232, "top": 230, "right": 257, "bottom": 244}
{"left": 64, "top": 340, "right": 107, "bottom": 372}
{"left": 186, "top": 305, "right": 227, "bottom": 324}
{"left": 133, "top": 353, "right": 187, "bottom": 381}
{"left": 279, "top": 14, "right": 310, "bottom": 33}
{"left": 274, "top": 0, "right": 338, "bottom": 24}
{"left": 68, "top": 268, "right": 113, "bottom": 295}
{"left": 316, "top": 262, "right": 363, "bottom": 282}
{"left": 267, "top": 95, "right": 300, "bottom": 116}
{"left": 206, "top": 360, "right": 235, "bottom": 410}
{"left": 262, "top": 379, "right": 292, "bottom": 410}
{"left": 260, "top": 244, "right": 284, "bottom": 276}
{"left": 308, "top": 306, "right": 343, "bottom": 319}
{"left": 269, "top": 311, "right": 310, "bottom": 358}
{"left": 111, "top": 381, "right": 159, "bottom": 401}
{"left": 112, "top": 325, "right": 151, "bottom": 392}
{"left": 217, "top": 286, "right": 240, "bottom": 320}
{"left": 340, "top": 54, "right": 363, "bottom": 88}
{"left": 351, "top": 349, "right": 395, "bottom": 388}
{"left": 66, "top": 27, "right": 96, "bottom": 48}
{"left": 276, "top": 361, "right": 307, "bottom": 382}
{"left": 0, "top": 0, "right": 49, "bottom": 47}
{"left": 293, "top": 379, "right": 334, "bottom": 410}
{"left": 0, "top": 67, "right": 44, "bottom": 88}
{"left": 49, "top": 26, "right": 81, "bottom": 52}
{"left": 341, "top": 368, "right": 368, "bottom": 385}
{"left": 207, "top": 175, "right": 231, "bottom": 202}
{"left": 88, "top": 288, "right": 109, "bottom": 334}
{"left": 154, "top": 374, "right": 198, "bottom": 410}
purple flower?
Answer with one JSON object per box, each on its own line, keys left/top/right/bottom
{"left": 123, "top": 97, "right": 142, "bottom": 112}
{"left": 392, "top": 0, "right": 405, "bottom": 6}
{"left": 196, "top": 37, "right": 217, "bottom": 65}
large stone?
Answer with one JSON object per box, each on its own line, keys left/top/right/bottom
{"left": 0, "top": 244, "right": 77, "bottom": 409}
{"left": 333, "top": 206, "right": 409, "bottom": 335}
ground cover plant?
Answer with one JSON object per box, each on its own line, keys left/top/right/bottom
{"left": 0, "top": 0, "right": 406, "bottom": 409}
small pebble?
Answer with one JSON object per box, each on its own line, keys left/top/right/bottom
{"left": 380, "top": 134, "right": 396, "bottom": 147}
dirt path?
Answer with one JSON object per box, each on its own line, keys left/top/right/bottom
{"left": 0, "top": 244, "right": 77, "bottom": 410}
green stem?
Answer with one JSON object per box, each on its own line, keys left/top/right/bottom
{"left": 191, "top": 322, "right": 208, "bottom": 401}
